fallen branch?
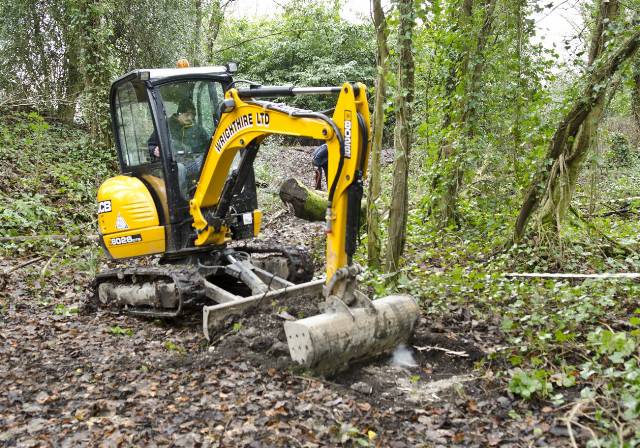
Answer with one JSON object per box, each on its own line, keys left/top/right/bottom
{"left": 0, "top": 235, "right": 66, "bottom": 242}
{"left": 413, "top": 345, "right": 469, "bottom": 357}
{"left": 1, "top": 256, "right": 44, "bottom": 276}
{"left": 569, "top": 206, "right": 636, "bottom": 256}
{"left": 576, "top": 195, "right": 640, "bottom": 206}
{"left": 596, "top": 207, "right": 632, "bottom": 218}
{"left": 505, "top": 272, "right": 640, "bottom": 280}
{"left": 279, "top": 178, "right": 328, "bottom": 221}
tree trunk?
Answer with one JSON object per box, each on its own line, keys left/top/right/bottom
{"left": 279, "top": 178, "right": 328, "bottom": 221}
{"left": 279, "top": 178, "right": 366, "bottom": 223}
{"left": 513, "top": 0, "right": 640, "bottom": 242}
{"left": 385, "top": 0, "right": 415, "bottom": 273}
{"left": 367, "top": 0, "right": 390, "bottom": 270}
{"left": 76, "top": 0, "right": 114, "bottom": 147}
{"left": 206, "top": 0, "right": 225, "bottom": 63}
{"left": 632, "top": 57, "right": 640, "bottom": 133}
{"left": 432, "top": 0, "right": 497, "bottom": 228}
{"left": 191, "top": 0, "right": 203, "bottom": 66}
{"left": 58, "top": 52, "right": 82, "bottom": 123}
{"left": 511, "top": 0, "right": 525, "bottom": 177}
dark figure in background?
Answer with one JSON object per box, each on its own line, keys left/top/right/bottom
{"left": 147, "top": 98, "right": 210, "bottom": 159}
{"left": 312, "top": 143, "right": 328, "bottom": 190}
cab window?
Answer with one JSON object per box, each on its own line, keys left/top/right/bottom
{"left": 158, "top": 80, "right": 224, "bottom": 159}
{"left": 158, "top": 80, "right": 224, "bottom": 198}
{"left": 113, "top": 81, "right": 158, "bottom": 168}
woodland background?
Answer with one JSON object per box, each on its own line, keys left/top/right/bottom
{"left": 2, "top": 0, "right": 640, "bottom": 446}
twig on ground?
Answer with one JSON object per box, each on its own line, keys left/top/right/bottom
{"left": 263, "top": 209, "right": 288, "bottom": 228}
{"left": 413, "top": 345, "right": 469, "bottom": 357}
{"left": 293, "top": 374, "right": 342, "bottom": 389}
{"left": 0, "top": 235, "right": 66, "bottom": 242}
{"left": 571, "top": 419, "right": 599, "bottom": 445}
{"left": 564, "top": 400, "right": 585, "bottom": 448}
{"left": 505, "top": 272, "right": 640, "bottom": 280}
{"left": 40, "top": 253, "right": 58, "bottom": 280}
{"left": 209, "top": 330, "right": 235, "bottom": 347}
{"left": 1, "top": 256, "right": 44, "bottom": 276}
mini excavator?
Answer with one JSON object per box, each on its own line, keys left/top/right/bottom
{"left": 95, "top": 62, "right": 419, "bottom": 374}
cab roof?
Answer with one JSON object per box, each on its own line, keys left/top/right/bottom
{"left": 113, "top": 66, "right": 233, "bottom": 86}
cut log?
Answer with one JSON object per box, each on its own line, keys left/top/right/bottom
{"left": 278, "top": 177, "right": 368, "bottom": 223}
{"left": 279, "top": 178, "right": 328, "bottom": 221}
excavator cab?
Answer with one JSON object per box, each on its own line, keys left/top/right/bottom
{"left": 100, "top": 66, "right": 258, "bottom": 259}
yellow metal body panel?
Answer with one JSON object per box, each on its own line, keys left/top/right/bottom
{"left": 252, "top": 210, "right": 262, "bottom": 237}
{"left": 97, "top": 175, "right": 166, "bottom": 258}
{"left": 141, "top": 173, "right": 169, "bottom": 225}
{"left": 102, "top": 226, "right": 166, "bottom": 259}
{"left": 191, "top": 83, "right": 371, "bottom": 281}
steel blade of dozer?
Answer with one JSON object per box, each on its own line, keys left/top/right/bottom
{"left": 284, "top": 292, "right": 420, "bottom": 376}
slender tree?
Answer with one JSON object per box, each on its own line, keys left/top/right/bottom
{"left": 75, "top": 0, "right": 116, "bottom": 147}
{"left": 206, "top": 0, "right": 235, "bottom": 63}
{"left": 632, "top": 57, "right": 640, "bottom": 132}
{"left": 430, "top": 0, "right": 498, "bottom": 228}
{"left": 513, "top": 0, "right": 640, "bottom": 242}
{"left": 367, "top": 0, "right": 390, "bottom": 270}
{"left": 385, "top": 0, "right": 415, "bottom": 272}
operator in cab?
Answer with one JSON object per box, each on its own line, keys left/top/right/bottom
{"left": 148, "top": 98, "right": 210, "bottom": 159}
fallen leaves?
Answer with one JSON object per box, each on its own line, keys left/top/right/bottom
{"left": 0, "top": 145, "right": 571, "bottom": 447}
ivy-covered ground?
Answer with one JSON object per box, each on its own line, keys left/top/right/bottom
{"left": 1, "top": 114, "right": 639, "bottom": 446}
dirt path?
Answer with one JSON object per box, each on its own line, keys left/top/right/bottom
{"left": 0, "top": 146, "right": 570, "bottom": 447}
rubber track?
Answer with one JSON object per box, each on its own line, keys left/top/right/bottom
{"left": 92, "top": 246, "right": 313, "bottom": 318}
{"left": 92, "top": 266, "right": 205, "bottom": 317}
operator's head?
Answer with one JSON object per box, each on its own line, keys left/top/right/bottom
{"left": 176, "top": 98, "right": 196, "bottom": 126}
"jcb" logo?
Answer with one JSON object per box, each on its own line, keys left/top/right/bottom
{"left": 98, "top": 200, "right": 112, "bottom": 214}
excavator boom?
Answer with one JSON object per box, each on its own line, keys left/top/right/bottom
{"left": 190, "top": 83, "right": 368, "bottom": 281}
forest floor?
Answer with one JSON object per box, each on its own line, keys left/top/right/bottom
{"left": 2, "top": 141, "right": 601, "bottom": 448}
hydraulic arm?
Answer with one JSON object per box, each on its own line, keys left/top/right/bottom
{"left": 189, "top": 83, "right": 418, "bottom": 373}
{"left": 189, "top": 83, "right": 369, "bottom": 281}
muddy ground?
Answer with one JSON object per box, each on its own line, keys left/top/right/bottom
{"left": 1, "top": 145, "right": 577, "bottom": 447}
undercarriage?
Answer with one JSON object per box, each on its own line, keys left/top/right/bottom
{"left": 94, "top": 245, "right": 318, "bottom": 337}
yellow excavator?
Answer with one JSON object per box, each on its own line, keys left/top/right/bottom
{"left": 95, "top": 61, "right": 419, "bottom": 374}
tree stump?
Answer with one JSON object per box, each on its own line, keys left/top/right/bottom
{"left": 278, "top": 178, "right": 328, "bottom": 221}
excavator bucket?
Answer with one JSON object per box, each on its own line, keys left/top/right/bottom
{"left": 195, "top": 252, "right": 419, "bottom": 375}
{"left": 280, "top": 265, "right": 420, "bottom": 375}
{"left": 284, "top": 294, "right": 419, "bottom": 375}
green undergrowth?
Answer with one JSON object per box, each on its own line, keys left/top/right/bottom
{"left": 2, "top": 112, "right": 639, "bottom": 444}
{"left": 357, "top": 177, "right": 640, "bottom": 445}
{"left": 0, "top": 112, "right": 116, "bottom": 262}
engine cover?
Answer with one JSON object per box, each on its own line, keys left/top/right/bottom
{"left": 97, "top": 175, "right": 166, "bottom": 259}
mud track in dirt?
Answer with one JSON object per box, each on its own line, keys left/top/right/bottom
{"left": 1, "top": 146, "right": 570, "bottom": 446}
